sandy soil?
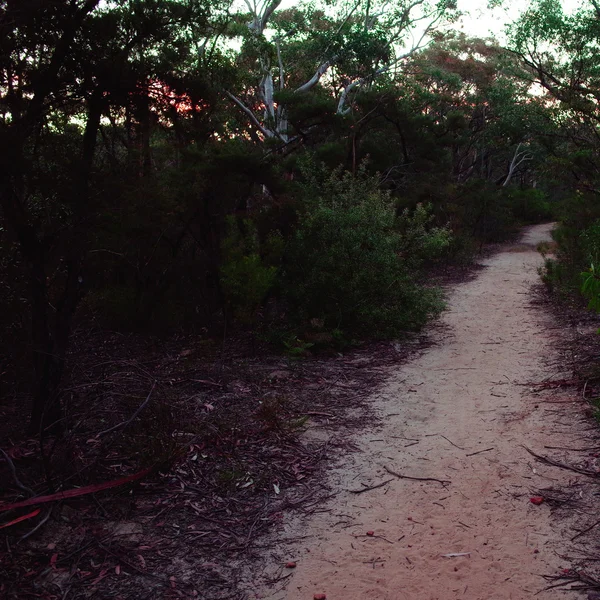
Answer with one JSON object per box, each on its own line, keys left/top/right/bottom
{"left": 254, "top": 223, "right": 584, "bottom": 600}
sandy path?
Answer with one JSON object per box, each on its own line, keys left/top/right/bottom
{"left": 256, "top": 223, "right": 580, "bottom": 600}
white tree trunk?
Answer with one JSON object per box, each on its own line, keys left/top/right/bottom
{"left": 502, "top": 143, "right": 533, "bottom": 187}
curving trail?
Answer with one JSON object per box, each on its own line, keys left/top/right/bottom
{"left": 258, "top": 223, "right": 580, "bottom": 600}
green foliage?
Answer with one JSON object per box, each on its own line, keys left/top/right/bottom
{"left": 507, "top": 189, "right": 554, "bottom": 225}
{"left": 220, "top": 218, "right": 278, "bottom": 323}
{"left": 580, "top": 221, "right": 600, "bottom": 313}
{"left": 282, "top": 162, "right": 448, "bottom": 338}
{"left": 282, "top": 336, "right": 315, "bottom": 358}
{"left": 581, "top": 264, "right": 600, "bottom": 313}
{"left": 539, "top": 218, "right": 600, "bottom": 300}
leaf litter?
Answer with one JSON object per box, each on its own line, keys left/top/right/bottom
{"left": 0, "top": 327, "right": 433, "bottom": 599}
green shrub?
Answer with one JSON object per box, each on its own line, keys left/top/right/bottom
{"left": 220, "top": 218, "right": 278, "bottom": 323}
{"left": 282, "top": 162, "right": 449, "bottom": 338}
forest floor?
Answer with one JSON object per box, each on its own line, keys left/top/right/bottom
{"left": 4, "top": 223, "right": 600, "bottom": 600}
{"left": 246, "top": 223, "right": 600, "bottom": 600}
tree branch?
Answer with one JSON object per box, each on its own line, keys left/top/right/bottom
{"left": 260, "top": 0, "right": 282, "bottom": 32}
{"left": 225, "top": 91, "right": 275, "bottom": 138}
{"left": 294, "top": 60, "right": 334, "bottom": 94}
{"left": 502, "top": 143, "right": 533, "bottom": 187}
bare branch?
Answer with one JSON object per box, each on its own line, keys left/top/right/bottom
{"left": 502, "top": 143, "right": 533, "bottom": 187}
{"left": 260, "top": 0, "right": 283, "bottom": 32}
{"left": 336, "top": 15, "right": 437, "bottom": 115}
{"left": 294, "top": 60, "right": 334, "bottom": 94}
{"left": 225, "top": 91, "right": 275, "bottom": 138}
{"left": 275, "top": 38, "right": 285, "bottom": 91}
{"left": 97, "top": 382, "right": 157, "bottom": 437}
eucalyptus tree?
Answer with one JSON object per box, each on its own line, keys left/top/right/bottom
{"left": 226, "top": 0, "right": 458, "bottom": 143}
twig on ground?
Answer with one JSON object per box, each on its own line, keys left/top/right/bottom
{"left": 349, "top": 479, "right": 393, "bottom": 494}
{"left": 543, "top": 445, "right": 600, "bottom": 452}
{"left": 97, "top": 381, "right": 157, "bottom": 437}
{"left": 539, "top": 569, "right": 600, "bottom": 593}
{"left": 383, "top": 465, "right": 450, "bottom": 487}
{"left": 523, "top": 446, "right": 599, "bottom": 478}
{"left": 572, "top": 519, "right": 600, "bottom": 541}
{"left": 439, "top": 435, "right": 464, "bottom": 450}
{"left": 304, "top": 411, "right": 335, "bottom": 418}
{"left": 18, "top": 507, "right": 52, "bottom": 543}
{"left": 466, "top": 447, "right": 494, "bottom": 457}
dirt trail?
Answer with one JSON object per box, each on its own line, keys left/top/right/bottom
{"left": 257, "top": 223, "right": 580, "bottom": 600}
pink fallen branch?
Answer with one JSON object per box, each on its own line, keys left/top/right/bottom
{"left": 0, "top": 467, "right": 153, "bottom": 513}
{"left": 0, "top": 508, "right": 41, "bottom": 529}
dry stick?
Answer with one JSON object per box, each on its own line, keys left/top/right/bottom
{"left": 439, "top": 435, "right": 464, "bottom": 450}
{"left": 304, "top": 411, "right": 335, "bottom": 418}
{"left": 544, "top": 445, "right": 600, "bottom": 452}
{"left": 571, "top": 518, "right": 600, "bottom": 541}
{"left": 97, "top": 381, "right": 157, "bottom": 437}
{"left": 349, "top": 479, "right": 394, "bottom": 494}
{"left": 523, "top": 446, "right": 599, "bottom": 478}
{"left": 18, "top": 507, "right": 52, "bottom": 543}
{"left": 383, "top": 465, "right": 450, "bottom": 487}
{"left": 466, "top": 447, "right": 494, "bottom": 457}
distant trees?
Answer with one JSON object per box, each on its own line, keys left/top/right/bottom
{"left": 508, "top": 0, "right": 600, "bottom": 296}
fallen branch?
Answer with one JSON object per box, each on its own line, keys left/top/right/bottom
{"left": 544, "top": 445, "right": 600, "bottom": 452}
{"left": 523, "top": 446, "right": 599, "bottom": 478}
{"left": 0, "top": 467, "right": 153, "bottom": 513}
{"left": 349, "top": 479, "right": 393, "bottom": 494}
{"left": 304, "top": 411, "right": 335, "bottom": 418}
{"left": 383, "top": 465, "right": 450, "bottom": 486}
{"left": 439, "top": 435, "right": 464, "bottom": 450}
{"left": 572, "top": 518, "right": 600, "bottom": 541}
{"left": 540, "top": 569, "right": 600, "bottom": 593}
{"left": 466, "top": 447, "right": 495, "bottom": 457}
{"left": 0, "top": 508, "right": 41, "bottom": 530}
{"left": 19, "top": 507, "right": 52, "bottom": 542}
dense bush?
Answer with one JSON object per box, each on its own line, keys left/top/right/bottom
{"left": 539, "top": 194, "right": 600, "bottom": 296}
{"left": 281, "top": 164, "right": 449, "bottom": 338}
{"left": 508, "top": 188, "right": 554, "bottom": 225}
{"left": 220, "top": 218, "right": 279, "bottom": 323}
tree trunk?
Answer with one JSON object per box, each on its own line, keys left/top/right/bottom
{"left": 29, "top": 89, "right": 103, "bottom": 433}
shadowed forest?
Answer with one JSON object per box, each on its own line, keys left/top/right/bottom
{"left": 3, "top": 0, "right": 600, "bottom": 598}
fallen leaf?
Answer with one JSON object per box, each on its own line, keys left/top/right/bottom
{"left": 530, "top": 496, "right": 544, "bottom": 505}
{"left": 366, "top": 531, "right": 374, "bottom": 536}
{"left": 0, "top": 508, "right": 41, "bottom": 530}
{"left": 115, "top": 565, "right": 121, "bottom": 575}
{"left": 314, "top": 594, "right": 327, "bottom": 600}
{"left": 285, "top": 562, "right": 296, "bottom": 568}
